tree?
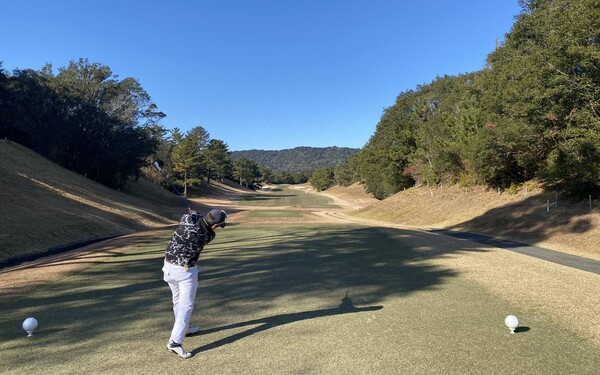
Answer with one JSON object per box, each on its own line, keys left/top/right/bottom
{"left": 334, "top": 153, "right": 358, "bottom": 186}
{"left": 204, "top": 139, "right": 232, "bottom": 185}
{"left": 310, "top": 168, "right": 335, "bottom": 191}
{"left": 259, "top": 168, "right": 275, "bottom": 184}
{"left": 233, "top": 157, "right": 260, "bottom": 188}
{"left": 0, "top": 59, "right": 162, "bottom": 188}
{"left": 355, "top": 91, "right": 417, "bottom": 199}
{"left": 171, "top": 131, "right": 202, "bottom": 196}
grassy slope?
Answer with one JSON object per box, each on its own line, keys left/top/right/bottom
{"left": 347, "top": 183, "right": 600, "bottom": 260}
{"left": 0, "top": 140, "right": 191, "bottom": 263}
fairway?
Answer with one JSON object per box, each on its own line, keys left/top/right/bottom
{"left": 233, "top": 185, "right": 339, "bottom": 209}
{"left": 1, "top": 223, "right": 598, "bottom": 374}
{"left": 247, "top": 210, "right": 303, "bottom": 218}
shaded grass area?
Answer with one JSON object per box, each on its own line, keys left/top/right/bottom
{"left": 234, "top": 185, "right": 339, "bottom": 209}
{"left": 248, "top": 210, "right": 303, "bottom": 218}
{"left": 1, "top": 224, "right": 598, "bottom": 374}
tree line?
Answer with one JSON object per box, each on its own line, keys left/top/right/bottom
{"left": 0, "top": 56, "right": 340, "bottom": 193}
{"left": 3, "top": 0, "right": 598, "bottom": 199}
{"left": 0, "top": 58, "right": 161, "bottom": 188}
{"left": 0, "top": 58, "right": 268, "bottom": 192}
{"left": 232, "top": 146, "right": 359, "bottom": 172}
{"left": 328, "top": 0, "right": 600, "bottom": 199}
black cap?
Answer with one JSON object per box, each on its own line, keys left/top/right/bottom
{"left": 206, "top": 209, "right": 228, "bottom": 228}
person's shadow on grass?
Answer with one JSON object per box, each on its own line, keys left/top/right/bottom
{"left": 191, "top": 293, "right": 383, "bottom": 354}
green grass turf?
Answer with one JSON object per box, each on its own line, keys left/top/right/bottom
{"left": 234, "top": 185, "right": 339, "bottom": 209}
{"left": 247, "top": 210, "right": 303, "bottom": 218}
{"left": 1, "top": 224, "right": 598, "bottom": 374}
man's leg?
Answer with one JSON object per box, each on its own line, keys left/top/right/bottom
{"left": 169, "top": 269, "right": 198, "bottom": 344}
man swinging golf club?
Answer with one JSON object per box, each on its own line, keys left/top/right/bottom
{"left": 163, "top": 208, "right": 228, "bottom": 358}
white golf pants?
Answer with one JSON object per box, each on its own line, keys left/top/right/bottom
{"left": 163, "top": 260, "right": 200, "bottom": 344}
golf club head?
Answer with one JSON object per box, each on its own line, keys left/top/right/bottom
{"left": 153, "top": 159, "right": 164, "bottom": 172}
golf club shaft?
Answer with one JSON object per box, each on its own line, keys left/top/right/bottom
{"left": 153, "top": 161, "right": 192, "bottom": 212}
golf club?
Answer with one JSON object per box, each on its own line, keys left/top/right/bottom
{"left": 153, "top": 159, "right": 192, "bottom": 213}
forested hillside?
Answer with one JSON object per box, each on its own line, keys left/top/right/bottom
{"left": 231, "top": 146, "right": 359, "bottom": 172}
{"left": 341, "top": 0, "right": 600, "bottom": 199}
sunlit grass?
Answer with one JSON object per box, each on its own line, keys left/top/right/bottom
{"left": 234, "top": 185, "right": 339, "bottom": 209}
{"left": 248, "top": 210, "right": 303, "bottom": 218}
{"left": 1, "top": 223, "right": 598, "bottom": 374}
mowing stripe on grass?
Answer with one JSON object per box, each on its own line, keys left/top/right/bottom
{"left": 234, "top": 185, "right": 339, "bottom": 209}
{"left": 248, "top": 210, "right": 303, "bottom": 218}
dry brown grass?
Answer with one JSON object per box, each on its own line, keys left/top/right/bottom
{"left": 350, "top": 183, "right": 600, "bottom": 261}
{"left": 0, "top": 140, "right": 248, "bottom": 263}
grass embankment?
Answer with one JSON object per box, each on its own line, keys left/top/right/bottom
{"left": 349, "top": 183, "right": 600, "bottom": 260}
{"left": 1, "top": 140, "right": 186, "bottom": 263}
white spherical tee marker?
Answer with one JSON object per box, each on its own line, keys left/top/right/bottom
{"left": 22, "top": 317, "right": 38, "bottom": 337}
{"left": 504, "top": 315, "right": 519, "bottom": 334}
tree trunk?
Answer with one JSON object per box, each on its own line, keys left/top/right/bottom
{"left": 184, "top": 171, "right": 188, "bottom": 197}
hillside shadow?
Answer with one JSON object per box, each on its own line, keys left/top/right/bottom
{"left": 445, "top": 193, "right": 596, "bottom": 246}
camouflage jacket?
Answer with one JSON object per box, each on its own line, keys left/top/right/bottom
{"left": 165, "top": 212, "right": 215, "bottom": 267}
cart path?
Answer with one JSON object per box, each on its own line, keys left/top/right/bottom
{"left": 431, "top": 229, "right": 600, "bottom": 275}
{"left": 325, "top": 211, "right": 600, "bottom": 275}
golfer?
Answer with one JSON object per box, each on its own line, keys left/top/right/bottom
{"left": 163, "top": 208, "right": 228, "bottom": 358}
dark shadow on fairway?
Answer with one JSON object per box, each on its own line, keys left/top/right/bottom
{"left": 0, "top": 224, "right": 476, "bottom": 357}
{"left": 515, "top": 326, "right": 530, "bottom": 333}
{"left": 193, "top": 294, "right": 382, "bottom": 354}
{"left": 198, "top": 225, "right": 485, "bottom": 311}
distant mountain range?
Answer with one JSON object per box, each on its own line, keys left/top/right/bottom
{"left": 231, "top": 146, "right": 359, "bottom": 172}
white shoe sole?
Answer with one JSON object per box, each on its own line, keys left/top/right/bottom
{"left": 167, "top": 344, "right": 192, "bottom": 358}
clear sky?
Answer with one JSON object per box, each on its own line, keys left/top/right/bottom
{"left": 1, "top": 1, "right": 521, "bottom": 151}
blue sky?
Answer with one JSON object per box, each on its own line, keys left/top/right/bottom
{"left": 2, "top": 1, "right": 521, "bottom": 151}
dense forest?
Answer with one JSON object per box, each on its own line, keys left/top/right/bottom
{"left": 338, "top": 0, "right": 600, "bottom": 199}
{"left": 231, "top": 147, "right": 359, "bottom": 172}
{"left": 1, "top": 0, "right": 599, "bottom": 199}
